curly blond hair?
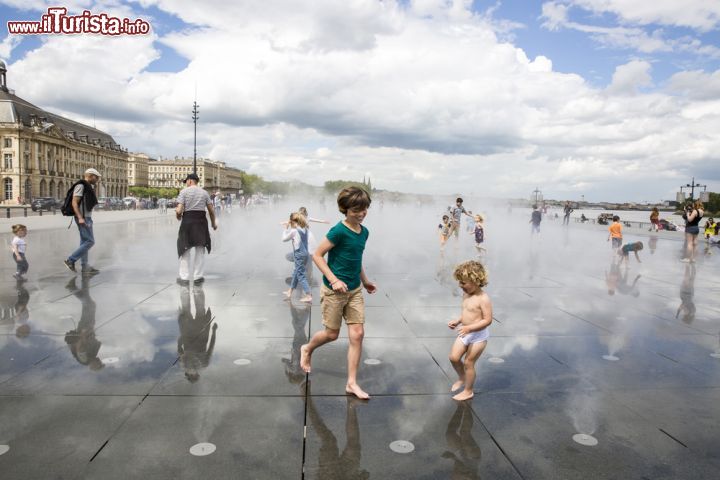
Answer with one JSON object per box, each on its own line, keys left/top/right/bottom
{"left": 453, "top": 260, "right": 488, "bottom": 288}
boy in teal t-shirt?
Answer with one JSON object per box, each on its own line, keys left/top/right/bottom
{"left": 301, "top": 187, "right": 377, "bottom": 400}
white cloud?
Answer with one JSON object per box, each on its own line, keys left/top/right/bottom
{"left": 0, "top": 34, "right": 21, "bottom": 59}
{"left": 540, "top": 1, "right": 720, "bottom": 57}
{"left": 3, "top": 0, "right": 720, "bottom": 199}
{"left": 606, "top": 60, "right": 652, "bottom": 95}
{"left": 568, "top": 0, "right": 720, "bottom": 31}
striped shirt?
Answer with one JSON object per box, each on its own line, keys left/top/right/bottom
{"left": 177, "top": 186, "right": 211, "bottom": 212}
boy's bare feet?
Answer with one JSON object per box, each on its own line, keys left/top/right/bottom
{"left": 299, "top": 295, "right": 312, "bottom": 303}
{"left": 346, "top": 383, "right": 370, "bottom": 400}
{"left": 451, "top": 380, "right": 464, "bottom": 392}
{"left": 300, "top": 344, "right": 312, "bottom": 373}
{"left": 452, "top": 390, "right": 474, "bottom": 401}
{"left": 283, "top": 290, "right": 292, "bottom": 299}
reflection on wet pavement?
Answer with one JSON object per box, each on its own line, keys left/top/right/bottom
{"left": 0, "top": 202, "right": 719, "bottom": 478}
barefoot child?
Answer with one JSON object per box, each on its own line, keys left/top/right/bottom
{"left": 439, "top": 215, "right": 451, "bottom": 249}
{"left": 448, "top": 261, "right": 492, "bottom": 401}
{"left": 472, "top": 215, "right": 485, "bottom": 254}
{"left": 301, "top": 187, "right": 377, "bottom": 399}
{"left": 618, "top": 241, "right": 643, "bottom": 265}
{"left": 11, "top": 224, "right": 28, "bottom": 280}
{"left": 282, "top": 212, "right": 313, "bottom": 303}
{"left": 608, "top": 216, "right": 623, "bottom": 250}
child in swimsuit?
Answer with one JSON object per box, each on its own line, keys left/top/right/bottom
{"left": 618, "top": 241, "right": 643, "bottom": 265}
{"left": 447, "top": 261, "right": 493, "bottom": 401}
{"left": 472, "top": 215, "right": 485, "bottom": 254}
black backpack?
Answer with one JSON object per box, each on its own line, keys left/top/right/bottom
{"left": 60, "top": 181, "right": 83, "bottom": 216}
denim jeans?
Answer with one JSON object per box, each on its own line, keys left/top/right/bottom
{"left": 290, "top": 250, "right": 310, "bottom": 294}
{"left": 13, "top": 252, "right": 29, "bottom": 275}
{"left": 68, "top": 217, "right": 95, "bottom": 269}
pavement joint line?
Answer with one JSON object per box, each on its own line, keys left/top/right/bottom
{"left": 658, "top": 428, "right": 689, "bottom": 448}
{"left": 555, "top": 307, "right": 614, "bottom": 333}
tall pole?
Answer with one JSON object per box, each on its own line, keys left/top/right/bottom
{"left": 680, "top": 176, "right": 706, "bottom": 202}
{"left": 192, "top": 101, "right": 199, "bottom": 175}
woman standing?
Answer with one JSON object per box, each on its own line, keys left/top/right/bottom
{"left": 681, "top": 201, "right": 704, "bottom": 263}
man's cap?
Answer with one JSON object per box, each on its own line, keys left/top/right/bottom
{"left": 84, "top": 168, "right": 102, "bottom": 177}
{"left": 184, "top": 173, "right": 200, "bottom": 182}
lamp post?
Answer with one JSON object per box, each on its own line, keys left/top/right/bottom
{"left": 680, "top": 177, "right": 707, "bottom": 201}
{"left": 192, "top": 101, "right": 199, "bottom": 175}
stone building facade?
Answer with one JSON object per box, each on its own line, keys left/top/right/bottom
{"left": 0, "top": 62, "right": 128, "bottom": 204}
{"left": 148, "top": 157, "right": 243, "bottom": 195}
{"left": 128, "top": 152, "right": 151, "bottom": 188}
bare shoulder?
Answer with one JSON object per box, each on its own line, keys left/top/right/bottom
{"left": 476, "top": 291, "right": 492, "bottom": 307}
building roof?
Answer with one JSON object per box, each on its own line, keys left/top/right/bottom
{"left": 0, "top": 89, "right": 123, "bottom": 151}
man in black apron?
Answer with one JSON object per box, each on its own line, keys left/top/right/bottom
{"left": 175, "top": 173, "right": 218, "bottom": 285}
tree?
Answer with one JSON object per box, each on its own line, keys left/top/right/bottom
{"left": 324, "top": 180, "right": 370, "bottom": 194}
{"left": 706, "top": 192, "right": 720, "bottom": 214}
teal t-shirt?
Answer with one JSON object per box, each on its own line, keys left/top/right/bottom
{"left": 323, "top": 221, "right": 369, "bottom": 290}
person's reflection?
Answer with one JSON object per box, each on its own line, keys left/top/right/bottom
{"left": 177, "top": 285, "right": 216, "bottom": 382}
{"left": 64, "top": 277, "right": 103, "bottom": 371}
{"left": 436, "top": 250, "right": 456, "bottom": 290}
{"left": 442, "top": 402, "right": 482, "bottom": 479}
{"left": 282, "top": 302, "right": 309, "bottom": 385}
{"left": 307, "top": 395, "right": 369, "bottom": 480}
{"left": 528, "top": 243, "right": 539, "bottom": 281}
{"left": 605, "top": 257, "right": 620, "bottom": 295}
{"left": 676, "top": 264, "right": 696, "bottom": 324}
{"left": 649, "top": 235, "right": 658, "bottom": 255}
{"left": 605, "top": 257, "right": 640, "bottom": 297}
{"left": 13, "top": 279, "right": 30, "bottom": 338}
{"left": 616, "top": 266, "right": 641, "bottom": 297}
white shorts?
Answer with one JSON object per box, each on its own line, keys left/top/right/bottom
{"left": 460, "top": 328, "right": 489, "bottom": 346}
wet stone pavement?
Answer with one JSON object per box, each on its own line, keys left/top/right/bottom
{"left": 0, "top": 202, "right": 719, "bottom": 479}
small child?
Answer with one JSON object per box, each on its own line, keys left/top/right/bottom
{"left": 472, "top": 215, "right": 485, "bottom": 254}
{"left": 282, "top": 212, "right": 312, "bottom": 303}
{"left": 11, "top": 224, "right": 28, "bottom": 281}
{"left": 439, "top": 215, "right": 451, "bottom": 248}
{"left": 301, "top": 187, "right": 377, "bottom": 400}
{"left": 447, "top": 261, "right": 492, "bottom": 401}
{"left": 608, "top": 215, "right": 623, "bottom": 250}
{"left": 619, "top": 241, "right": 643, "bottom": 264}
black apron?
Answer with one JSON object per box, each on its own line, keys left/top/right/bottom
{"left": 177, "top": 210, "right": 211, "bottom": 257}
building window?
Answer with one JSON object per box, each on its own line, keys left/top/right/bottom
{"left": 4, "top": 178, "right": 12, "bottom": 200}
{"left": 4, "top": 154, "right": 12, "bottom": 169}
{"left": 4, "top": 138, "right": 11, "bottom": 148}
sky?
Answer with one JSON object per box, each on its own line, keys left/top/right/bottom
{"left": 1, "top": 0, "right": 719, "bottom": 202}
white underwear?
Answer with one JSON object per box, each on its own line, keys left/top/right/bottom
{"left": 460, "top": 328, "right": 490, "bottom": 346}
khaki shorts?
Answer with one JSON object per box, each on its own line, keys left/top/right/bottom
{"left": 320, "top": 284, "right": 365, "bottom": 330}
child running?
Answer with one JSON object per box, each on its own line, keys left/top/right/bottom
{"left": 439, "top": 215, "right": 451, "bottom": 249}
{"left": 618, "top": 241, "right": 643, "bottom": 265}
{"left": 301, "top": 187, "right": 377, "bottom": 400}
{"left": 11, "top": 224, "right": 28, "bottom": 281}
{"left": 448, "top": 260, "right": 492, "bottom": 401}
{"left": 472, "top": 215, "right": 485, "bottom": 254}
{"left": 529, "top": 205, "right": 541, "bottom": 235}
{"left": 282, "top": 212, "right": 313, "bottom": 303}
{"left": 608, "top": 216, "right": 623, "bottom": 250}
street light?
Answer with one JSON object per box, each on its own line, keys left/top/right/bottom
{"left": 679, "top": 177, "right": 707, "bottom": 201}
{"left": 192, "top": 101, "right": 199, "bottom": 175}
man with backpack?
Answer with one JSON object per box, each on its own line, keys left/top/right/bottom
{"left": 63, "top": 168, "right": 101, "bottom": 277}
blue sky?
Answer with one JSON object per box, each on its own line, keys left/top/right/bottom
{"left": 0, "top": 1, "right": 718, "bottom": 201}
{"left": 3, "top": 1, "right": 717, "bottom": 89}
